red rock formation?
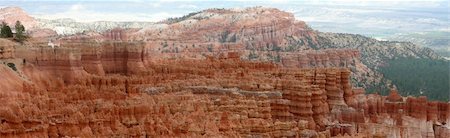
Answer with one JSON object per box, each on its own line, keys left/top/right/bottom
{"left": 103, "top": 28, "right": 128, "bottom": 41}
{"left": 270, "top": 99, "right": 293, "bottom": 122}
{"left": 283, "top": 80, "right": 316, "bottom": 129}
{"left": 387, "top": 89, "right": 404, "bottom": 102}
{"left": 14, "top": 47, "right": 88, "bottom": 85}
{"left": 0, "top": 39, "right": 15, "bottom": 59}
{"left": 326, "top": 69, "right": 348, "bottom": 109}
{"left": 1, "top": 40, "right": 449, "bottom": 137}
{"left": 100, "top": 42, "right": 146, "bottom": 75}
{"left": 311, "top": 85, "right": 329, "bottom": 130}
{"left": 0, "top": 65, "right": 24, "bottom": 95}
{"left": 1, "top": 6, "right": 447, "bottom": 137}
{"left": 59, "top": 41, "right": 146, "bottom": 75}
{"left": 28, "top": 28, "right": 58, "bottom": 38}
{"left": 434, "top": 124, "right": 450, "bottom": 138}
{"left": 78, "top": 46, "right": 106, "bottom": 75}
{"left": 406, "top": 96, "right": 428, "bottom": 120}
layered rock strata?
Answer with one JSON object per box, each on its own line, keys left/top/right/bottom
{"left": 0, "top": 46, "right": 448, "bottom": 137}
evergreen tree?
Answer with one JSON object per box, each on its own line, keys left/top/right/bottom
{"left": 14, "top": 20, "right": 26, "bottom": 42}
{"left": 380, "top": 57, "right": 449, "bottom": 101}
{"left": 1, "top": 22, "right": 13, "bottom": 38}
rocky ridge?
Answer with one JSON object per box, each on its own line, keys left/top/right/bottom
{"left": 316, "top": 32, "right": 441, "bottom": 68}
{"left": 37, "top": 18, "right": 153, "bottom": 35}
{"left": 1, "top": 7, "right": 442, "bottom": 93}
{"left": 124, "top": 7, "right": 392, "bottom": 89}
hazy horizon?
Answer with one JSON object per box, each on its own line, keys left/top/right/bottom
{"left": 1, "top": 0, "right": 449, "bottom": 40}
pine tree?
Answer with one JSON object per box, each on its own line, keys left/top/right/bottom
{"left": 1, "top": 22, "right": 13, "bottom": 38}
{"left": 14, "top": 20, "right": 26, "bottom": 42}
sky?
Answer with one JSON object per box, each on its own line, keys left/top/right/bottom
{"left": 1, "top": 0, "right": 449, "bottom": 37}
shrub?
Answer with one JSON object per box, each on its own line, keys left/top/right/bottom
{"left": 7, "top": 63, "right": 17, "bottom": 71}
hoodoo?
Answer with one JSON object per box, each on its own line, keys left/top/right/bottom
{"left": 0, "top": 6, "right": 448, "bottom": 138}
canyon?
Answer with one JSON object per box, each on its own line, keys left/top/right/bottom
{"left": 1, "top": 6, "right": 449, "bottom": 137}
{"left": 2, "top": 6, "right": 443, "bottom": 95}
{"left": 1, "top": 39, "right": 449, "bottom": 137}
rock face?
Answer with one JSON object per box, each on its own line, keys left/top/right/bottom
{"left": 14, "top": 47, "right": 88, "bottom": 85}
{"left": 0, "top": 39, "right": 15, "bottom": 59}
{"left": 317, "top": 32, "right": 441, "bottom": 63}
{"left": 103, "top": 28, "right": 128, "bottom": 41}
{"left": 123, "top": 7, "right": 401, "bottom": 91}
{"left": 131, "top": 7, "right": 317, "bottom": 56}
{"left": 61, "top": 41, "right": 146, "bottom": 75}
{"left": 1, "top": 42, "right": 449, "bottom": 137}
{"left": 0, "top": 6, "right": 443, "bottom": 97}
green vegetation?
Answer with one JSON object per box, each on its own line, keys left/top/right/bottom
{"left": 7, "top": 63, "right": 17, "bottom": 71}
{"left": 207, "top": 44, "right": 213, "bottom": 52}
{"left": 164, "top": 8, "right": 229, "bottom": 24}
{"left": 285, "top": 45, "right": 297, "bottom": 52}
{"left": 267, "top": 53, "right": 281, "bottom": 62}
{"left": 365, "top": 81, "right": 389, "bottom": 96}
{"left": 271, "top": 43, "right": 282, "bottom": 52}
{"left": 379, "top": 57, "right": 449, "bottom": 101}
{"left": 434, "top": 49, "right": 449, "bottom": 57}
{"left": 1, "top": 21, "right": 27, "bottom": 43}
{"left": 390, "top": 31, "right": 450, "bottom": 50}
{"left": 305, "top": 37, "right": 318, "bottom": 49}
{"left": 218, "top": 30, "right": 237, "bottom": 43}
{"left": 164, "top": 11, "right": 201, "bottom": 24}
{"left": 14, "top": 21, "right": 26, "bottom": 43}
{"left": 248, "top": 51, "right": 259, "bottom": 60}
{"left": 162, "top": 41, "right": 168, "bottom": 48}
{"left": 229, "top": 34, "right": 237, "bottom": 43}
{"left": 219, "top": 30, "right": 230, "bottom": 43}
{"left": 1, "top": 22, "right": 13, "bottom": 38}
